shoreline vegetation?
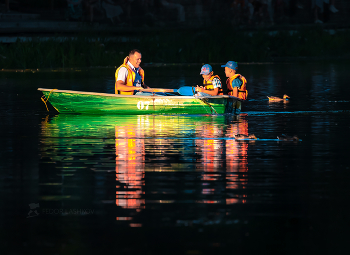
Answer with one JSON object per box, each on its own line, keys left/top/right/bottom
{"left": 1, "top": 27, "right": 349, "bottom": 70}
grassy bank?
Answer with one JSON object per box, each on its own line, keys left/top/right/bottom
{"left": 1, "top": 27, "right": 349, "bottom": 69}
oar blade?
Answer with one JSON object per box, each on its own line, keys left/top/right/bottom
{"left": 142, "top": 87, "right": 195, "bottom": 96}
{"left": 178, "top": 86, "right": 195, "bottom": 96}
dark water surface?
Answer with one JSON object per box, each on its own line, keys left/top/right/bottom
{"left": 1, "top": 62, "right": 350, "bottom": 255}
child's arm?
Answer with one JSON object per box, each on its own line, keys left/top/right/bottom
{"left": 195, "top": 86, "right": 219, "bottom": 96}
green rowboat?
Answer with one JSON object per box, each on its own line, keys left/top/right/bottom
{"left": 38, "top": 88, "right": 242, "bottom": 115}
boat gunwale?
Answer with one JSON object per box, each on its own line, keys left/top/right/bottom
{"left": 38, "top": 88, "right": 241, "bottom": 100}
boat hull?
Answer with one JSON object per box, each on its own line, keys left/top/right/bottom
{"left": 38, "top": 88, "right": 242, "bottom": 115}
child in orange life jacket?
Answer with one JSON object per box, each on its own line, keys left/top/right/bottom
{"left": 195, "top": 64, "right": 223, "bottom": 97}
{"left": 221, "top": 61, "right": 247, "bottom": 100}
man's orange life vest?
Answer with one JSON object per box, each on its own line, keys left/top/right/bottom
{"left": 115, "top": 57, "right": 145, "bottom": 95}
{"left": 203, "top": 75, "right": 223, "bottom": 95}
{"left": 226, "top": 74, "right": 248, "bottom": 100}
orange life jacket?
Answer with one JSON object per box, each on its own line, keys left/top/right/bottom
{"left": 115, "top": 57, "right": 145, "bottom": 95}
{"left": 203, "top": 75, "right": 223, "bottom": 95}
{"left": 226, "top": 74, "right": 248, "bottom": 100}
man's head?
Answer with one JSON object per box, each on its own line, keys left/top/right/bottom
{"left": 128, "top": 49, "right": 142, "bottom": 68}
{"left": 200, "top": 64, "right": 214, "bottom": 81}
{"left": 221, "top": 61, "right": 238, "bottom": 77}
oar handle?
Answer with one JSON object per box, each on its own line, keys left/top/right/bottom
{"left": 142, "top": 88, "right": 177, "bottom": 93}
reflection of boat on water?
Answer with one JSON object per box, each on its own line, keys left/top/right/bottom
{"left": 39, "top": 114, "right": 252, "bottom": 222}
{"left": 41, "top": 114, "right": 230, "bottom": 138}
{"left": 38, "top": 88, "right": 242, "bottom": 115}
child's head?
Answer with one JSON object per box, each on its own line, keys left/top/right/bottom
{"left": 200, "top": 64, "right": 213, "bottom": 81}
{"left": 221, "top": 61, "right": 238, "bottom": 77}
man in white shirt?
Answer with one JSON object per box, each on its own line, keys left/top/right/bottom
{"left": 115, "top": 49, "right": 149, "bottom": 95}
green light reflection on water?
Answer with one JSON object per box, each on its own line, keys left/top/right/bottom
{"left": 39, "top": 113, "right": 250, "bottom": 210}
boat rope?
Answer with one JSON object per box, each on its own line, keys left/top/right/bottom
{"left": 199, "top": 97, "right": 217, "bottom": 114}
{"left": 192, "top": 87, "right": 218, "bottom": 114}
{"left": 41, "top": 89, "right": 57, "bottom": 112}
{"left": 194, "top": 95, "right": 210, "bottom": 114}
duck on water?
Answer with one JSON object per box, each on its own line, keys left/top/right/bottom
{"left": 277, "top": 134, "right": 300, "bottom": 141}
{"left": 234, "top": 134, "right": 257, "bottom": 140}
{"left": 267, "top": 94, "right": 290, "bottom": 102}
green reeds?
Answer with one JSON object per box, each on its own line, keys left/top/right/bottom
{"left": 1, "top": 27, "right": 349, "bottom": 70}
{"left": 0, "top": 36, "right": 127, "bottom": 70}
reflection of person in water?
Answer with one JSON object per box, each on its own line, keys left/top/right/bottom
{"left": 194, "top": 116, "right": 248, "bottom": 204}
{"left": 115, "top": 119, "right": 145, "bottom": 210}
{"left": 197, "top": 122, "right": 224, "bottom": 184}
{"left": 225, "top": 116, "right": 249, "bottom": 204}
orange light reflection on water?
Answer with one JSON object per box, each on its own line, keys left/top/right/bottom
{"left": 194, "top": 117, "right": 249, "bottom": 205}
{"left": 115, "top": 124, "right": 145, "bottom": 210}
{"left": 114, "top": 115, "right": 251, "bottom": 221}
{"left": 225, "top": 117, "right": 249, "bottom": 204}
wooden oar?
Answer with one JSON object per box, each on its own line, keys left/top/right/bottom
{"left": 142, "top": 88, "right": 176, "bottom": 93}
{"left": 142, "top": 86, "right": 195, "bottom": 96}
